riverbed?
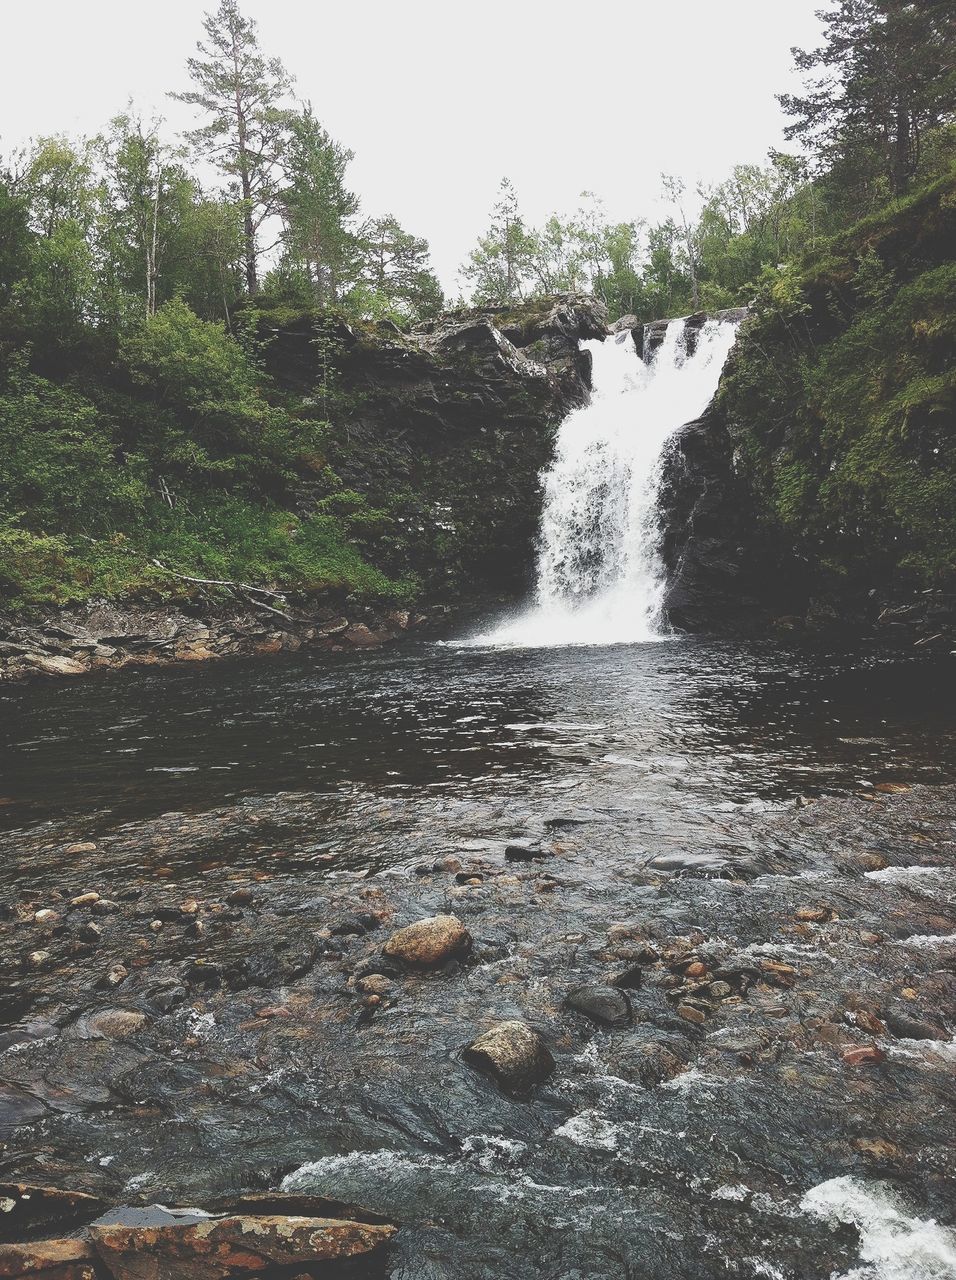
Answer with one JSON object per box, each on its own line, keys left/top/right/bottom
{"left": 1, "top": 636, "right": 955, "bottom": 1278}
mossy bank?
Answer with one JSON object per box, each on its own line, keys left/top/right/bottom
{"left": 660, "top": 168, "right": 956, "bottom": 643}
{"left": 0, "top": 296, "right": 604, "bottom": 679}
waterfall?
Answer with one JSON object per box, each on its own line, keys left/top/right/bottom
{"left": 471, "top": 314, "right": 740, "bottom": 648}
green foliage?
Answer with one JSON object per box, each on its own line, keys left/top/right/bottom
{"left": 462, "top": 178, "right": 537, "bottom": 305}
{"left": 0, "top": 356, "right": 147, "bottom": 531}
{"left": 0, "top": 181, "right": 31, "bottom": 307}
{"left": 119, "top": 299, "right": 323, "bottom": 485}
{"left": 719, "top": 171, "right": 956, "bottom": 587}
{"left": 779, "top": 1, "right": 956, "bottom": 197}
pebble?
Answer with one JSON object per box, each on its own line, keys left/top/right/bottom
{"left": 609, "top": 964, "right": 644, "bottom": 989}
{"left": 70, "top": 892, "right": 100, "bottom": 908}
{"left": 64, "top": 842, "right": 97, "bottom": 855}
{"left": 33, "top": 909, "right": 61, "bottom": 927}
{"left": 842, "top": 1044, "right": 886, "bottom": 1067}
{"left": 356, "top": 974, "right": 393, "bottom": 996}
{"left": 78, "top": 922, "right": 103, "bottom": 944}
{"left": 795, "top": 906, "right": 833, "bottom": 922}
{"left": 105, "top": 964, "right": 129, "bottom": 987}
{"left": 677, "top": 1003, "right": 708, "bottom": 1024}
{"left": 23, "top": 950, "right": 52, "bottom": 971}
{"left": 87, "top": 1009, "right": 148, "bottom": 1038}
{"left": 758, "top": 960, "right": 797, "bottom": 987}
{"left": 849, "top": 1009, "right": 886, "bottom": 1036}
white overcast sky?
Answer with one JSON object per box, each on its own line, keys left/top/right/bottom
{"left": 2, "top": 0, "right": 825, "bottom": 291}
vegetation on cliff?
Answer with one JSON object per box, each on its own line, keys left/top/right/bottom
{"left": 0, "top": 0, "right": 953, "bottom": 617}
{"left": 718, "top": 169, "right": 956, "bottom": 595}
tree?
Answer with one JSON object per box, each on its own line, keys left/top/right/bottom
{"left": 360, "top": 214, "right": 443, "bottom": 320}
{"left": 99, "top": 112, "right": 197, "bottom": 318}
{"left": 661, "top": 174, "right": 701, "bottom": 308}
{"left": 462, "top": 178, "right": 536, "bottom": 305}
{"left": 15, "top": 136, "right": 97, "bottom": 341}
{"left": 278, "top": 106, "right": 361, "bottom": 306}
{"left": 779, "top": 1, "right": 956, "bottom": 197}
{"left": 173, "top": 0, "right": 294, "bottom": 293}
{"left": 528, "top": 213, "right": 586, "bottom": 294}
{"left": 0, "top": 178, "right": 31, "bottom": 307}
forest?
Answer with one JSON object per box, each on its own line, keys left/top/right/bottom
{"left": 0, "top": 0, "right": 954, "bottom": 611}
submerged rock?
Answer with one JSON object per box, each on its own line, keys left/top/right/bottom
{"left": 565, "top": 984, "right": 632, "bottom": 1027}
{"left": 382, "top": 914, "right": 471, "bottom": 968}
{"left": 463, "top": 1020, "right": 555, "bottom": 1095}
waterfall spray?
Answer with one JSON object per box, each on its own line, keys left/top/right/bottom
{"left": 471, "top": 315, "right": 739, "bottom": 648}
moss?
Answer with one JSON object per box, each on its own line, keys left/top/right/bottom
{"left": 720, "top": 168, "right": 956, "bottom": 589}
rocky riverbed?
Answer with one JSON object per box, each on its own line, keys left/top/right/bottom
{"left": 1, "top": 638, "right": 954, "bottom": 1278}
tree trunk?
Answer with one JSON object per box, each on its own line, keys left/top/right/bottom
{"left": 892, "top": 96, "right": 911, "bottom": 196}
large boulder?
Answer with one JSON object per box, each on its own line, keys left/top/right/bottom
{"left": 89, "top": 1214, "right": 396, "bottom": 1280}
{"left": 383, "top": 914, "right": 471, "bottom": 968}
{"left": 463, "top": 1020, "right": 555, "bottom": 1095}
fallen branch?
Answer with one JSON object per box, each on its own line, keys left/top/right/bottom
{"left": 149, "top": 560, "right": 295, "bottom": 622}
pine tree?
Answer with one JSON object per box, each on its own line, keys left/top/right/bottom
{"left": 779, "top": 1, "right": 956, "bottom": 196}
{"left": 360, "top": 215, "right": 443, "bottom": 320}
{"left": 279, "top": 106, "right": 361, "bottom": 306}
{"left": 462, "top": 178, "right": 535, "bottom": 305}
{"left": 172, "top": 0, "right": 293, "bottom": 292}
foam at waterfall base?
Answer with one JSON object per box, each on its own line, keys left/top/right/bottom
{"left": 464, "top": 316, "right": 740, "bottom": 650}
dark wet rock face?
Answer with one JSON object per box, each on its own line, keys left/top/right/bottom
{"left": 259, "top": 293, "right": 607, "bottom": 607}
{"left": 655, "top": 314, "right": 956, "bottom": 644}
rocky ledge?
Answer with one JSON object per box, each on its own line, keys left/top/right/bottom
{"left": 0, "top": 1188, "right": 396, "bottom": 1278}
{"left": 0, "top": 598, "right": 438, "bottom": 685}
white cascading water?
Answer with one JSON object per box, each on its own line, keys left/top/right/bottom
{"left": 471, "top": 315, "right": 739, "bottom": 648}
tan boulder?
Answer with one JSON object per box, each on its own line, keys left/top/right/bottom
{"left": 0, "top": 1239, "right": 97, "bottom": 1278}
{"left": 382, "top": 914, "right": 471, "bottom": 968}
{"left": 25, "top": 655, "right": 87, "bottom": 677}
{"left": 463, "top": 1020, "right": 555, "bottom": 1095}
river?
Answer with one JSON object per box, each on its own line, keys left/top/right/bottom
{"left": 1, "top": 637, "right": 955, "bottom": 1278}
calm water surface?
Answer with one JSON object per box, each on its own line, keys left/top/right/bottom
{"left": 1, "top": 636, "right": 953, "bottom": 842}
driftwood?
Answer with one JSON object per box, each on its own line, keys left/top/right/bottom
{"left": 149, "top": 560, "right": 295, "bottom": 623}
